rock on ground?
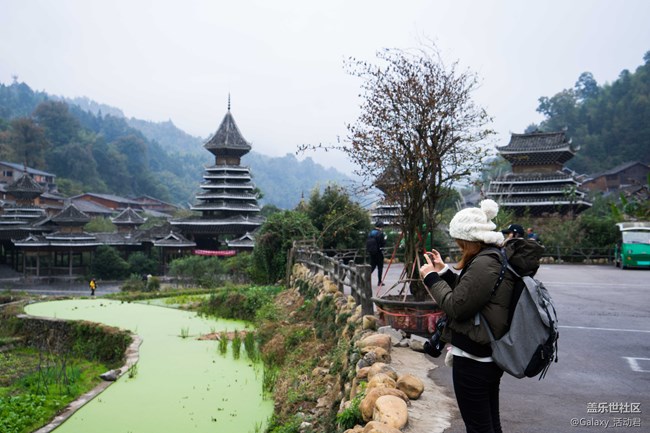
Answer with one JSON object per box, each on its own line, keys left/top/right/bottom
{"left": 388, "top": 346, "right": 457, "bottom": 433}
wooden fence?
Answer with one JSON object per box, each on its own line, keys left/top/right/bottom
{"left": 287, "top": 241, "right": 374, "bottom": 316}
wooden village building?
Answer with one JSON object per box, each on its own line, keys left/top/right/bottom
{"left": 13, "top": 204, "right": 102, "bottom": 278}
{"left": 171, "top": 104, "right": 264, "bottom": 253}
{"left": 0, "top": 169, "right": 196, "bottom": 279}
{"left": 487, "top": 131, "right": 592, "bottom": 216}
{"left": 0, "top": 161, "right": 57, "bottom": 193}
{"left": 582, "top": 161, "right": 650, "bottom": 193}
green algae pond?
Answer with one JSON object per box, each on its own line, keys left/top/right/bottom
{"left": 25, "top": 299, "right": 273, "bottom": 433}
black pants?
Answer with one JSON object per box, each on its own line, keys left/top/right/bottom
{"left": 369, "top": 253, "right": 384, "bottom": 284}
{"left": 453, "top": 355, "right": 504, "bottom": 433}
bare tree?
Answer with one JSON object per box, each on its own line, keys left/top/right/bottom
{"left": 304, "top": 46, "right": 494, "bottom": 300}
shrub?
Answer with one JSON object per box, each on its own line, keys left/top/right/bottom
{"left": 90, "top": 245, "right": 129, "bottom": 280}
{"left": 336, "top": 392, "right": 364, "bottom": 430}
{"left": 168, "top": 255, "right": 225, "bottom": 288}
{"left": 121, "top": 274, "right": 146, "bottom": 292}
{"left": 127, "top": 252, "right": 159, "bottom": 277}
{"left": 199, "top": 285, "right": 282, "bottom": 321}
{"left": 252, "top": 211, "right": 317, "bottom": 284}
{"left": 222, "top": 253, "right": 255, "bottom": 284}
{"left": 146, "top": 275, "right": 161, "bottom": 291}
{"left": 267, "top": 414, "right": 303, "bottom": 433}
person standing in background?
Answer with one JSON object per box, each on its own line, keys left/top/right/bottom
{"left": 527, "top": 227, "right": 542, "bottom": 244}
{"left": 501, "top": 224, "right": 525, "bottom": 241}
{"left": 366, "top": 221, "right": 386, "bottom": 287}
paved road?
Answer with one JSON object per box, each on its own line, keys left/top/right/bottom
{"left": 400, "top": 264, "right": 650, "bottom": 433}
{"left": 1, "top": 281, "right": 122, "bottom": 297}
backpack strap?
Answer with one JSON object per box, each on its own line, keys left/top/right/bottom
{"left": 486, "top": 247, "right": 508, "bottom": 295}
{"left": 473, "top": 247, "right": 508, "bottom": 327}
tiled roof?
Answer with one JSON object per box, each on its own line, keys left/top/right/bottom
{"left": 6, "top": 173, "right": 44, "bottom": 194}
{"left": 153, "top": 232, "right": 196, "bottom": 247}
{"left": 227, "top": 232, "right": 256, "bottom": 248}
{"left": 191, "top": 202, "right": 260, "bottom": 212}
{"left": 52, "top": 203, "right": 91, "bottom": 224}
{"left": 498, "top": 131, "right": 573, "bottom": 152}
{"left": 70, "top": 192, "right": 142, "bottom": 206}
{"left": 205, "top": 165, "right": 250, "bottom": 172}
{"left": 112, "top": 207, "right": 146, "bottom": 225}
{"left": 0, "top": 161, "right": 56, "bottom": 177}
{"left": 172, "top": 215, "right": 265, "bottom": 226}
{"left": 591, "top": 161, "right": 650, "bottom": 178}
{"left": 71, "top": 199, "right": 114, "bottom": 215}
{"left": 94, "top": 232, "right": 144, "bottom": 246}
{"left": 204, "top": 110, "right": 251, "bottom": 155}
{"left": 195, "top": 192, "right": 258, "bottom": 200}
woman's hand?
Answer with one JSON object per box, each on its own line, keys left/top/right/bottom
{"left": 419, "top": 250, "right": 446, "bottom": 278}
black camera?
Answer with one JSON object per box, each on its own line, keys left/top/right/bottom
{"left": 423, "top": 316, "right": 447, "bottom": 358}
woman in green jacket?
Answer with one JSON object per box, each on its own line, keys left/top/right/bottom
{"left": 419, "top": 199, "right": 537, "bottom": 433}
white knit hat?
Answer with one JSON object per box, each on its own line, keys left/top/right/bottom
{"left": 449, "top": 199, "right": 505, "bottom": 245}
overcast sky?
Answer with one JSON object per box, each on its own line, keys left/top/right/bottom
{"left": 1, "top": 0, "right": 649, "bottom": 174}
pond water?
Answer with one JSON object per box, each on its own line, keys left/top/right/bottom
{"left": 25, "top": 299, "right": 273, "bottom": 433}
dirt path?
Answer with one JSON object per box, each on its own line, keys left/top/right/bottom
{"left": 389, "top": 346, "right": 458, "bottom": 432}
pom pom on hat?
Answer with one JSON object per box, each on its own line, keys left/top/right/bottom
{"left": 449, "top": 199, "right": 504, "bottom": 245}
{"left": 481, "top": 199, "right": 499, "bottom": 220}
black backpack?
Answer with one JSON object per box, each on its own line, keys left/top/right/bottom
{"left": 366, "top": 230, "right": 380, "bottom": 255}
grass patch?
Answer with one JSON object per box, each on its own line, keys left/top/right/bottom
{"left": 218, "top": 331, "right": 228, "bottom": 355}
{"left": 231, "top": 330, "right": 242, "bottom": 360}
{"left": 179, "top": 327, "right": 190, "bottom": 339}
{"left": 0, "top": 346, "right": 107, "bottom": 433}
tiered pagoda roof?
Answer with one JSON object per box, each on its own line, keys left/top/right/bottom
{"left": 204, "top": 106, "right": 252, "bottom": 160}
{"left": 172, "top": 103, "right": 264, "bottom": 250}
{"left": 371, "top": 163, "right": 404, "bottom": 228}
{"left": 487, "top": 131, "right": 591, "bottom": 216}
{"left": 0, "top": 173, "right": 49, "bottom": 239}
{"left": 497, "top": 131, "right": 577, "bottom": 168}
{"left": 6, "top": 172, "right": 44, "bottom": 202}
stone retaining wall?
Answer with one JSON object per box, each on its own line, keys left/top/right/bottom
{"left": 17, "top": 313, "right": 132, "bottom": 367}
{"left": 288, "top": 263, "right": 432, "bottom": 433}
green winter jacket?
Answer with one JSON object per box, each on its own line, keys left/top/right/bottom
{"left": 423, "top": 238, "right": 543, "bottom": 357}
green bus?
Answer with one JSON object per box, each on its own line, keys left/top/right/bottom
{"left": 614, "top": 222, "right": 650, "bottom": 269}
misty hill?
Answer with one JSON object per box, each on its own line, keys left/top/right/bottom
{"left": 0, "top": 81, "right": 355, "bottom": 209}
{"left": 530, "top": 50, "right": 650, "bottom": 173}
{"left": 126, "top": 118, "right": 203, "bottom": 155}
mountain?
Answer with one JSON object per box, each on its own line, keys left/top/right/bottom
{"left": 532, "top": 51, "right": 650, "bottom": 174}
{"left": 243, "top": 152, "right": 354, "bottom": 209}
{"left": 126, "top": 118, "right": 203, "bottom": 155}
{"left": 0, "top": 81, "right": 356, "bottom": 210}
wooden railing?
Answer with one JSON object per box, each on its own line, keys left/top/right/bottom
{"left": 287, "top": 240, "right": 374, "bottom": 316}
